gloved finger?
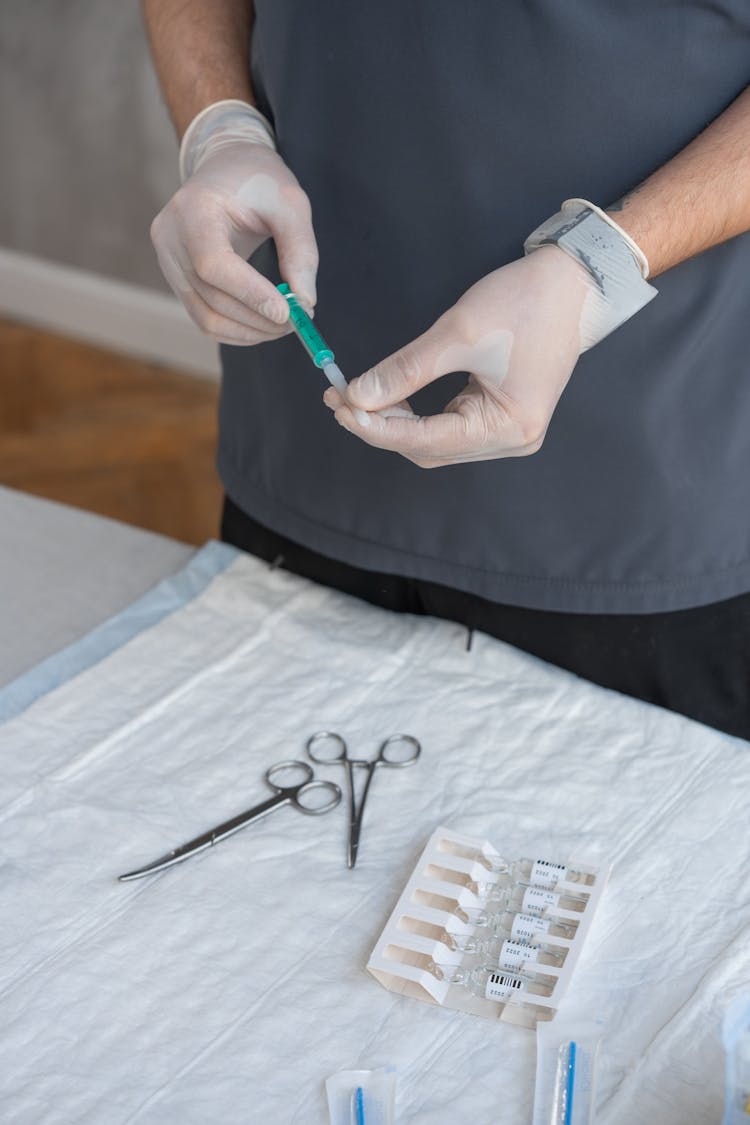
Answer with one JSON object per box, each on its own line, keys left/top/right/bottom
{"left": 166, "top": 239, "right": 289, "bottom": 337}
{"left": 442, "top": 380, "right": 544, "bottom": 456}
{"left": 189, "top": 271, "right": 293, "bottom": 338}
{"left": 323, "top": 387, "right": 344, "bottom": 410}
{"left": 180, "top": 288, "right": 285, "bottom": 345}
{"left": 322, "top": 386, "right": 367, "bottom": 425}
{"left": 323, "top": 387, "right": 415, "bottom": 419}
{"left": 156, "top": 242, "right": 284, "bottom": 342}
{"left": 344, "top": 316, "right": 456, "bottom": 412}
{"left": 154, "top": 240, "right": 195, "bottom": 304}
{"left": 332, "top": 402, "right": 473, "bottom": 462}
{"left": 184, "top": 211, "right": 290, "bottom": 324}
{"left": 266, "top": 202, "right": 319, "bottom": 308}
{"left": 333, "top": 383, "right": 531, "bottom": 465}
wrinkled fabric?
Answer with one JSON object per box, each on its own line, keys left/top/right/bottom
{"left": 0, "top": 545, "right": 747, "bottom": 1124}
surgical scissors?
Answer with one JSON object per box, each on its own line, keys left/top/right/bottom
{"left": 306, "top": 732, "right": 421, "bottom": 868}
{"left": 118, "top": 760, "right": 341, "bottom": 881}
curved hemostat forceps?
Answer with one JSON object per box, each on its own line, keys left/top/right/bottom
{"left": 118, "top": 760, "right": 342, "bottom": 881}
{"left": 306, "top": 732, "right": 421, "bottom": 868}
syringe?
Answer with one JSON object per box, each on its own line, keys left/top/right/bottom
{"left": 277, "top": 283, "right": 348, "bottom": 394}
{"left": 277, "top": 283, "right": 412, "bottom": 421}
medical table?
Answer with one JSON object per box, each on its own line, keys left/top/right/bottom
{"left": 0, "top": 486, "right": 746, "bottom": 1124}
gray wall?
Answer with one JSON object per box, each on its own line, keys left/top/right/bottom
{"left": 0, "top": 0, "right": 178, "bottom": 290}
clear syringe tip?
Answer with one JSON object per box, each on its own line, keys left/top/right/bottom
{"left": 321, "top": 361, "right": 348, "bottom": 395}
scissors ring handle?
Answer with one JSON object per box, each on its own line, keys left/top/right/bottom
{"left": 265, "top": 759, "right": 314, "bottom": 792}
{"left": 378, "top": 734, "right": 422, "bottom": 767}
{"left": 293, "top": 779, "right": 343, "bottom": 815}
{"left": 306, "top": 731, "right": 348, "bottom": 765}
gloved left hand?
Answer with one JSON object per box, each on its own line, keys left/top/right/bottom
{"left": 324, "top": 202, "right": 656, "bottom": 468}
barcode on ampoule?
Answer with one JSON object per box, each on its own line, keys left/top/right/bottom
{"left": 485, "top": 972, "right": 525, "bottom": 1002}
{"left": 530, "top": 860, "right": 567, "bottom": 888}
{"left": 511, "top": 912, "right": 551, "bottom": 940}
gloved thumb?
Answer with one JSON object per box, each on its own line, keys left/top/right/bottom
{"left": 346, "top": 317, "right": 454, "bottom": 411}
{"left": 268, "top": 207, "right": 319, "bottom": 309}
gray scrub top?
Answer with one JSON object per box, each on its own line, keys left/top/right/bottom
{"left": 217, "top": 0, "right": 750, "bottom": 614}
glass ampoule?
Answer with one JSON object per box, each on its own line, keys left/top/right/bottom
{"left": 427, "top": 959, "right": 554, "bottom": 1003}
{"left": 467, "top": 849, "right": 594, "bottom": 887}
{"left": 465, "top": 878, "right": 590, "bottom": 915}
{"left": 446, "top": 930, "right": 564, "bottom": 971}
{"left": 455, "top": 904, "right": 578, "bottom": 942}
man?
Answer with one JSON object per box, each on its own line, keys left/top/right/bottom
{"left": 143, "top": 1, "right": 750, "bottom": 738}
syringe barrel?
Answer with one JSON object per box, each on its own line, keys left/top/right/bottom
{"left": 277, "top": 283, "right": 334, "bottom": 367}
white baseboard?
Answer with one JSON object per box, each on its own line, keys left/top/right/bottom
{"left": 0, "top": 248, "right": 221, "bottom": 379}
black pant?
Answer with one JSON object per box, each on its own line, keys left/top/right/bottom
{"left": 221, "top": 496, "right": 750, "bottom": 741}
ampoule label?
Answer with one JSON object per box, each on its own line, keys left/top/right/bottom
{"left": 498, "top": 939, "right": 539, "bottom": 971}
{"left": 522, "top": 886, "right": 560, "bottom": 915}
{"left": 530, "top": 860, "right": 567, "bottom": 889}
{"left": 511, "top": 912, "right": 551, "bottom": 940}
{"left": 485, "top": 972, "right": 526, "bottom": 1003}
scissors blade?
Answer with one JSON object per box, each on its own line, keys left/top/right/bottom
{"left": 118, "top": 792, "right": 285, "bottom": 881}
{"left": 118, "top": 838, "right": 213, "bottom": 881}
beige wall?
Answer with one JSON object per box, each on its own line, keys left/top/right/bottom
{"left": 0, "top": 1, "right": 178, "bottom": 291}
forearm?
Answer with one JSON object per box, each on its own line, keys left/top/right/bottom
{"left": 607, "top": 85, "right": 750, "bottom": 277}
{"left": 142, "top": 0, "right": 255, "bottom": 139}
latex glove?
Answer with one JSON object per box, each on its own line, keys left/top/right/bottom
{"left": 151, "top": 100, "right": 318, "bottom": 344}
{"left": 325, "top": 202, "right": 656, "bottom": 467}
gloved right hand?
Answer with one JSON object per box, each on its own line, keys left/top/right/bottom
{"left": 151, "top": 100, "right": 318, "bottom": 345}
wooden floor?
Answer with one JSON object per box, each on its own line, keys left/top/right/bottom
{"left": 0, "top": 318, "right": 222, "bottom": 545}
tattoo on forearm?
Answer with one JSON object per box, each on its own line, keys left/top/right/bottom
{"left": 607, "top": 183, "right": 644, "bottom": 212}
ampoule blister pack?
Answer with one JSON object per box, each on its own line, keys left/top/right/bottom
{"left": 367, "top": 826, "right": 609, "bottom": 1029}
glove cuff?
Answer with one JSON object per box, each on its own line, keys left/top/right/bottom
{"left": 524, "top": 199, "right": 657, "bottom": 347}
{"left": 179, "top": 99, "right": 276, "bottom": 182}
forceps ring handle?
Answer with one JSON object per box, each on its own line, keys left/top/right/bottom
{"left": 305, "top": 731, "right": 348, "bottom": 764}
{"left": 378, "top": 734, "right": 421, "bottom": 767}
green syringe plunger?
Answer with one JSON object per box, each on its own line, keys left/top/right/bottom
{"left": 277, "top": 283, "right": 334, "bottom": 368}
